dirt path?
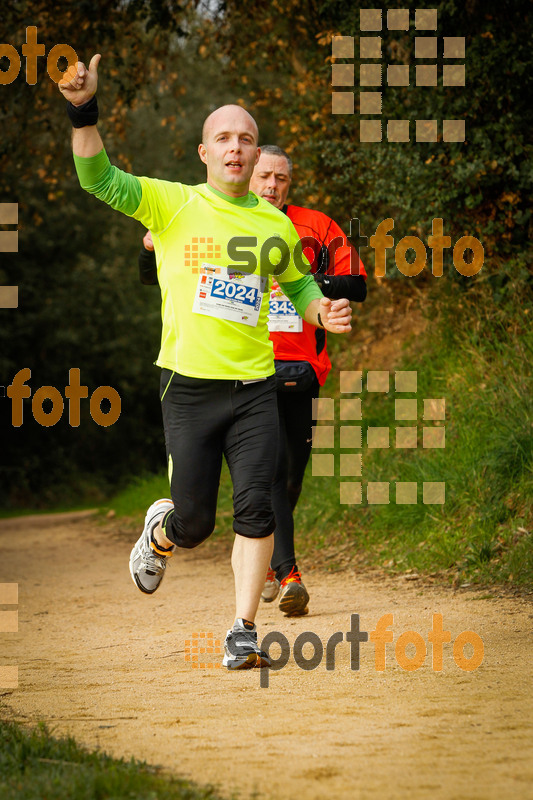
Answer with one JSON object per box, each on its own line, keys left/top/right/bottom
{"left": 1, "top": 513, "right": 532, "bottom": 800}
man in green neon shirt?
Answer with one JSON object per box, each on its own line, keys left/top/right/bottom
{"left": 59, "top": 54, "right": 352, "bottom": 669}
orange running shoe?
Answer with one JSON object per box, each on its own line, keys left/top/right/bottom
{"left": 278, "top": 567, "right": 309, "bottom": 616}
{"left": 261, "top": 567, "right": 280, "bottom": 602}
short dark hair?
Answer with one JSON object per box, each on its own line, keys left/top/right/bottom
{"left": 259, "top": 144, "right": 293, "bottom": 178}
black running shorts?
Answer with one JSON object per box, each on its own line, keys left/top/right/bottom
{"left": 159, "top": 370, "right": 278, "bottom": 548}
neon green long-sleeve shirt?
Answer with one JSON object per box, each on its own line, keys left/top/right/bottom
{"left": 75, "top": 149, "right": 323, "bottom": 379}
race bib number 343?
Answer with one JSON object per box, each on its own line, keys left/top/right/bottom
{"left": 267, "top": 287, "right": 303, "bottom": 333}
{"left": 192, "top": 264, "right": 264, "bottom": 327}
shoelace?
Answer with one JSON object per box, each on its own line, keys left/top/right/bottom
{"left": 265, "top": 567, "right": 277, "bottom": 582}
{"left": 230, "top": 628, "right": 258, "bottom": 648}
{"left": 281, "top": 566, "right": 302, "bottom": 587}
{"left": 140, "top": 551, "right": 166, "bottom": 574}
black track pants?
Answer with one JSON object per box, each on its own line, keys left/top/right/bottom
{"left": 270, "top": 376, "right": 319, "bottom": 579}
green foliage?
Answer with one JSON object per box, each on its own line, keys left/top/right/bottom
{"left": 210, "top": 0, "right": 533, "bottom": 253}
{"left": 306, "top": 255, "right": 533, "bottom": 587}
{"left": 0, "top": 718, "right": 226, "bottom": 800}
{"left": 2, "top": 0, "right": 531, "bottom": 565}
{"left": 107, "top": 256, "right": 533, "bottom": 590}
{"left": 0, "top": 3, "right": 240, "bottom": 508}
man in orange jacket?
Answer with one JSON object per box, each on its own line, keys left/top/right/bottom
{"left": 249, "top": 146, "right": 367, "bottom": 615}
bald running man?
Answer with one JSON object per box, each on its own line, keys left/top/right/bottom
{"left": 58, "top": 55, "right": 352, "bottom": 669}
{"left": 139, "top": 146, "right": 368, "bottom": 616}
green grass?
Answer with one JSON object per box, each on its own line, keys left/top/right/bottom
{"left": 6, "top": 257, "right": 532, "bottom": 590}
{"left": 0, "top": 718, "right": 227, "bottom": 800}
{"left": 100, "top": 469, "right": 235, "bottom": 541}
{"left": 319, "top": 261, "right": 533, "bottom": 587}
{"left": 100, "top": 472, "right": 172, "bottom": 520}
{"left": 103, "top": 258, "right": 533, "bottom": 589}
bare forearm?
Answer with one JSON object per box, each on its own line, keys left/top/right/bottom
{"left": 303, "top": 298, "right": 323, "bottom": 328}
{"left": 71, "top": 126, "right": 104, "bottom": 157}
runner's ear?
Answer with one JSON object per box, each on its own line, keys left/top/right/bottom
{"left": 198, "top": 144, "right": 207, "bottom": 165}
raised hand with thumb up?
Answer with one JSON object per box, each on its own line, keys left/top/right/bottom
{"left": 59, "top": 54, "right": 101, "bottom": 107}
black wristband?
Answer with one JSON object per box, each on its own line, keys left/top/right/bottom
{"left": 315, "top": 273, "right": 367, "bottom": 302}
{"left": 66, "top": 95, "right": 99, "bottom": 128}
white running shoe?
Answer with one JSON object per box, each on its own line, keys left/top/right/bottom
{"left": 129, "top": 499, "right": 174, "bottom": 594}
{"left": 223, "top": 619, "right": 271, "bottom": 670}
{"left": 261, "top": 567, "right": 280, "bottom": 602}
